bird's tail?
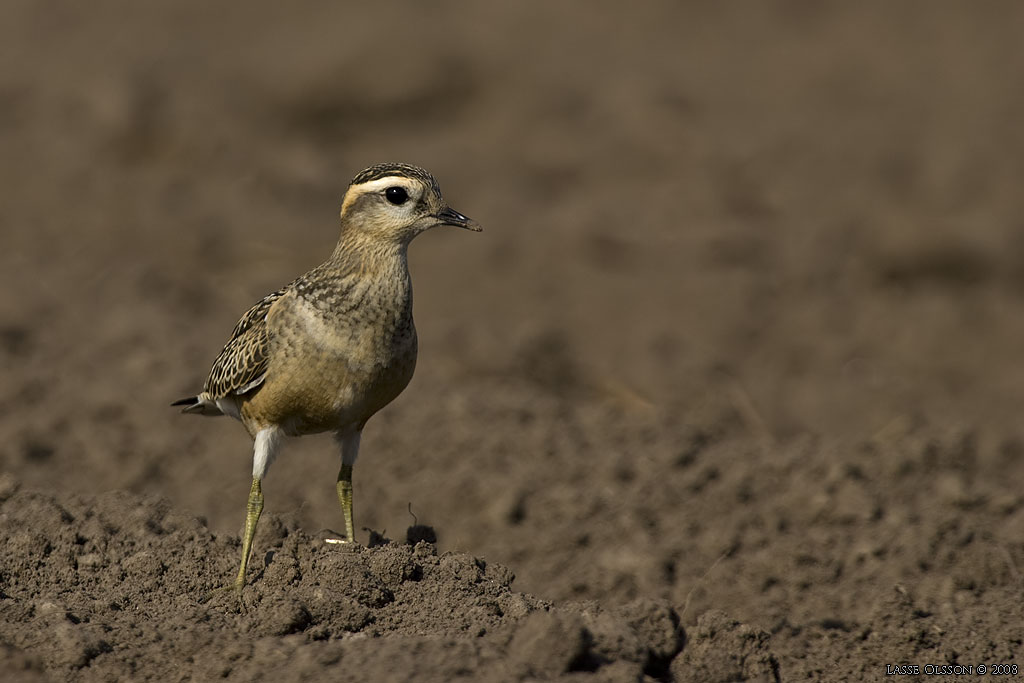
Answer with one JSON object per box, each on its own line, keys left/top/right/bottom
{"left": 171, "top": 393, "right": 223, "bottom": 416}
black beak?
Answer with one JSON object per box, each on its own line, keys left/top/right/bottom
{"left": 436, "top": 206, "right": 482, "bottom": 231}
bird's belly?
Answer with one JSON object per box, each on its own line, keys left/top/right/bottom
{"left": 247, "top": 323, "right": 417, "bottom": 436}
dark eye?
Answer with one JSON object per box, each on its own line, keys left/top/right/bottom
{"left": 385, "top": 186, "right": 408, "bottom": 205}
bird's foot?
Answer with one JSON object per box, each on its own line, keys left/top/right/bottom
{"left": 321, "top": 528, "right": 357, "bottom": 546}
{"left": 199, "top": 581, "right": 246, "bottom": 608}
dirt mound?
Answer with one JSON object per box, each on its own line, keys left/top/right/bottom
{"left": 0, "top": 484, "right": 697, "bottom": 681}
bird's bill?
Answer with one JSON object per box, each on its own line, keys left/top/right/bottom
{"left": 435, "top": 206, "right": 482, "bottom": 231}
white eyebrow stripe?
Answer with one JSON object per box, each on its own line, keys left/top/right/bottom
{"left": 352, "top": 176, "right": 417, "bottom": 194}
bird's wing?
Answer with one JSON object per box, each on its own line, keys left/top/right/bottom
{"left": 203, "top": 284, "right": 292, "bottom": 399}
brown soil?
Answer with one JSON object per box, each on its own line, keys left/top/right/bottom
{"left": 2, "top": 2, "right": 1023, "bottom": 681}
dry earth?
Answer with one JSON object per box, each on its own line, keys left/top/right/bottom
{"left": 1, "top": 2, "right": 1023, "bottom": 681}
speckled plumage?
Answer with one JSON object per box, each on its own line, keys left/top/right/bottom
{"left": 173, "top": 163, "right": 480, "bottom": 590}
{"left": 203, "top": 284, "right": 291, "bottom": 401}
{"left": 239, "top": 250, "right": 418, "bottom": 437}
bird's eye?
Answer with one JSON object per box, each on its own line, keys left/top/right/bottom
{"left": 385, "top": 186, "right": 409, "bottom": 205}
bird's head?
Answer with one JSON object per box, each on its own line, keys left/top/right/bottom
{"left": 338, "top": 163, "right": 481, "bottom": 244}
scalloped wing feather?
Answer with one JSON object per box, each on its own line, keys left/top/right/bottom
{"left": 203, "top": 285, "right": 291, "bottom": 399}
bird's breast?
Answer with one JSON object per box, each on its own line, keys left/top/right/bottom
{"left": 256, "top": 286, "right": 417, "bottom": 434}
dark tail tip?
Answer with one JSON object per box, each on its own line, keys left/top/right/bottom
{"left": 171, "top": 396, "right": 199, "bottom": 407}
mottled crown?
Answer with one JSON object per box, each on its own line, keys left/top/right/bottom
{"left": 351, "top": 163, "right": 441, "bottom": 195}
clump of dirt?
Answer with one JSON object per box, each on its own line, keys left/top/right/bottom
{"left": 671, "top": 611, "right": 778, "bottom": 683}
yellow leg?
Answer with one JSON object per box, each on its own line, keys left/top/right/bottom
{"left": 233, "top": 477, "right": 263, "bottom": 590}
{"left": 336, "top": 463, "right": 355, "bottom": 543}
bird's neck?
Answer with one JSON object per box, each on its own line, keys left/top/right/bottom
{"left": 328, "top": 229, "right": 411, "bottom": 280}
{"left": 301, "top": 236, "right": 412, "bottom": 327}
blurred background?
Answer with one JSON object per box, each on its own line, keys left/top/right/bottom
{"left": 2, "top": 0, "right": 1024, "bottom": 641}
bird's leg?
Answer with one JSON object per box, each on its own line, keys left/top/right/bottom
{"left": 333, "top": 431, "right": 362, "bottom": 544}
{"left": 336, "top": 464, "right": 355, "bottom": 543}
{"left": 221, "top": 426, "right": 281, "bottom": 591}
{"left": 234, "top": 477, "right": 263, "bottom": 590}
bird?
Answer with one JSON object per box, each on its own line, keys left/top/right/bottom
{"left": 172, "top": 162, "right": 480, "bottom": 591}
